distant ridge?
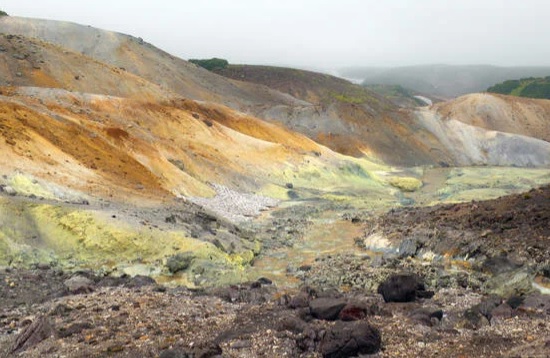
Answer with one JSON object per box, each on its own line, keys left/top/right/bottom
{"left": 339, "top": 64, "right": 550, "bottom": 98}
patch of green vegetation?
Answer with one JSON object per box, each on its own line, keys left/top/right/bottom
{"left": 434, "top": 167, "right": 550, "bottom": 204}
{"left": 0, "top": 10, "right": 8, "bottom": 16}
{"left": 189, "top": 58, "right": 229, "bottom": 71}
{"left": 331, "top": 93, "right": 367, "bottom": 104}
{"left": 388, "top": 177, "right": 423, "bottom": 192}
{"left": 487, "top": 76, "right": 550, "bottom": 99}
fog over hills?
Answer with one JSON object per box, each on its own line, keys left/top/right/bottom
{"left": 339, "top": 64, "right": 550, "bottom": 98}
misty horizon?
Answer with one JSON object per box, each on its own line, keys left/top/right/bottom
{"left": 2, "top": 0, "right": 550, "bottom": 70}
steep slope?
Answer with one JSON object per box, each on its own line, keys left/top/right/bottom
{"left": 2, "top": 86, "right": 385, "bottom": 202}
{"left": 0, "top": 33, "right": 171, "bottom": 100}
{"left": 434, "top": 93, "right": 550, "bottom": 143}
{"left": 0, "top": 16, "right": 300, "bottom": 109}
{"left": 214, "top": 64, "right": 458, "bottom": 165}
{"left": 415, "top": 107, "right": 550, "bottom": 167}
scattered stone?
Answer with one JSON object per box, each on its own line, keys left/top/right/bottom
{"left": 50, "top": 304, "right": 73, "bottom": 317}
{"left": 518, "top": 294, "right": 550, "bottom": 315}
{"left": 474, "top": 295, "right": 502, "bottom": 321}
{"left": 309, "top": 298, "right": 347, "bottom": 321}
{"left": 159, "top": 349, "right": 192, "bottom": 358}
{"left": 320, "top": 321, "right": 381, "bottom": 357}
{"left": 459, "top": 308, "right": 490, "bottom": 330}
{"left": 397, "top": 238, "right": 418, "bottom": 258}
{"left": 64, "top": 275, "right": 94, "bottom": 294}
{"left": 126, "top": 275, "right": 156, "bottom": 288}
{"left": 256, "top": 277, "right": 273, "bottom": 285}
{"left": 484, "top": 267, "right": 535, "bottom": 297}
{"left": 3, "top": 185, "right": 16, "bottom": 196}
{"left": 57, "top": 321, "right": 93, "bottom": 338}
{"left": 288, "top": 292, "right": 310, "bottom": 309}
{"left": 408, "top": 308, "right": 443, "bottom": 326}
{"left": 482, "top": 256, "right": 522, "bottom": 275}
{"left": 12, "top": 53, "right": 27, "bottom": 60}
{"left": 490, "top": 303, "right": 514, "bottom": 323}
{"left": 10, "top": 316, "right": 55, "bottom": 354}
{"left": 377, "top": 274, "right": 430, "bottom": 302}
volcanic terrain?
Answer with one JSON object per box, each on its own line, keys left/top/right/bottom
{"left": 0, "top": 15, "right": 549, "bottom": 358}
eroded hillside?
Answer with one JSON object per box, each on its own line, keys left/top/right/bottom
{"left": 434, "top": 93, "right": 550, "bottom": 142}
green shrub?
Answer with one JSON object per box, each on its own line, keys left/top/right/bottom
{"left": 189, "top": 58, "right": 229, "bottom": 71}
{"left": 487, "top": 76, "right": 550, "bottom": 99}
{"left": 0, "top": 10, "right": 8, "bottom": 16}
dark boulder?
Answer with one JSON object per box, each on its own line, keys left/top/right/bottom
{"left": 288, "top": 292, "right": 311, "bottom": 309}
{"left": 408, "top": 308, "right": 443, "bottom": 326}
{"left": 338, "top": 304, "right": 368, "bottom": 321}
{"left": 125, "top": 275, "right": 156, "bottom": 288}
{"left": 309, "top": 298, "right": 347, "bottom": 321}
{"left": 63, "top": 275, "right": 94, "bottom": 295}
{"left": 320, "top": 321, "right": 381, "bottom": 357}
{"left": 473, "top": 295, "right": 502, "bottom": 321}
{"left": 490, "top": 303, "right": 514, "bottom": 323}
{"left": 377, "top": 274, "right": 432, "bottom": 302}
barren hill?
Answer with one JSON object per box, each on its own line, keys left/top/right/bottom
{"left": 0, "top": 33, "right": 170, "bottom": 100}
{"left": 434, "top": 93, "right": 550, "bottom": 142}
{"left": 0, "top": 16, "right": 301, "bottom": 109}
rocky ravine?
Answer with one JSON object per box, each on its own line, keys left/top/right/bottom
{"left": 1, "top": 187, "right": 549, "bottom": 357}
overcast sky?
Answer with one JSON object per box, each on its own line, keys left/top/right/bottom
{"left": 2, "top": 0, "right": 550, "bottom": 69}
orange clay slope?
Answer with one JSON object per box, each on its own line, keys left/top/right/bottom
{"left": 1, "top": 86, "right": 386, "bottom": 204}
{"left": 434, "top": 93, "right": 550, "bottom": 142}
{"left": 0, "top": 17, "right": 448, "bottom": 166}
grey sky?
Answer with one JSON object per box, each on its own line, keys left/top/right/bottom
{"left": 2, "top": 0, "right": 550, "bottom": 68}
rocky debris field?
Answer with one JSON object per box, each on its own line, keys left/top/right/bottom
{"left": 1, "top": 187, "right": 550, "bottom": 357}
{"left": 1, "top": 264, "right": 549, "bottom": 357}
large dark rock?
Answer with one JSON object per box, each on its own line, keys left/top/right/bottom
{"left": 338, "top": 304, "right": 367, "bottom": 321}
{"left": 309, "top": 298, "right": 347, "bottom": 321}
{"left": 377, "top": 274, "right": 431, "bottom": 302}
{"left": 519, "top": 294, "right": 550, "bottom": 316}
{"left": 320, "top": 321, "right": 381, "bottom": 357}
{"left": 125, "top": 275, "right": 156, "bottom": 288}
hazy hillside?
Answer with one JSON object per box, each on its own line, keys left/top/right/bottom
{"left": 434, "top": 93, "right": 550, "bottom": 143}
{"left": 0, "top": 16, "right": 302, "bottom": 109}
{"left": 487, "top": 76, "right": 550, "bottom": 99}
{"left": 213, "top": 64, "right": 458, "bottom": 164}
{"left": 339, "top": 64, "right": 550, "bottom": 98}
{"left": 363, "top": 84, "right": 431, "bottom": 108}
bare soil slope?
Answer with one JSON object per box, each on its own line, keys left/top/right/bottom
{"left": 435, "top": 93, "right": 550, "bottom": 142}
